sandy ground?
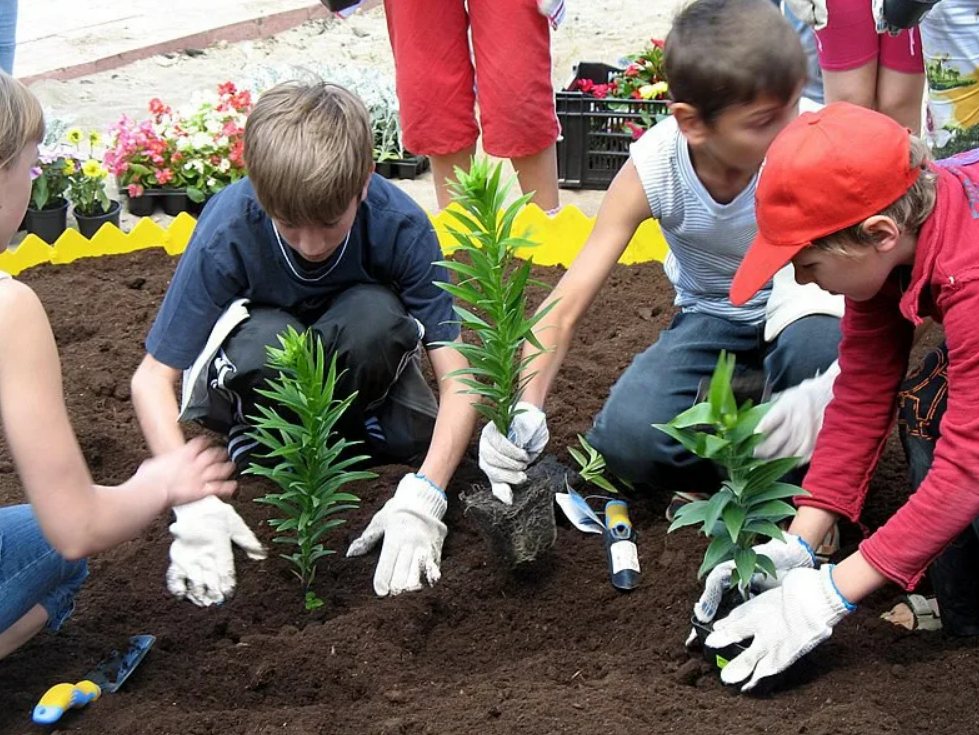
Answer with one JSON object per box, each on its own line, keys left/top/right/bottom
{"left": 26, "top": 1, "right": 682, "bottom": 218}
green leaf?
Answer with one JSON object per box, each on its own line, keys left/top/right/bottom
{"left": 748, "top": 500, "right": 797, "bottom": 522}
{"left": 746, "top": 482, "right": 806, "bottom": 507}
{"left": 698, "top": 535, "right": 736, "bottom": 579}
{"left": 702, "top": 489, "right": 733, "bottom": 535}
{"left": 743, "top": 519, "right": 786, "bottom": 542}
{"left": 667, "top": 500, "right": 710, "bottom": 532}
{"left": 721, "top": 503, "right": 746, "bottom": 544}
{"left": 756, "top": 553, "right": 778, "bottom": 581}
{"left": 742, "top": 457, "right": 802, "bottom": 498}
{"left": 733, "top": 548, "right": 757, "bottom": 594}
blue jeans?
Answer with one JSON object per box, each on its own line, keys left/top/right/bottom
{"left": 0, "top": 505, "right": 88, "bottom": 635}
{"left": 586, "top": 312, "right": 841, "bottom": 490}
{"left": 0, "top": 0, "right": 16, "bottom": 75}
{"left": 898, "top": 342, "right": 979, "bottom": 636}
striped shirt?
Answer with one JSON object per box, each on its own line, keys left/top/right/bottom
{"left": 630, "top": 116, "right": 769, "bottom": 323}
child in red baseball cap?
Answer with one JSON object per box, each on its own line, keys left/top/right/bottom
{"left": 697, "top": 101, "right": 979, "bottom": 690}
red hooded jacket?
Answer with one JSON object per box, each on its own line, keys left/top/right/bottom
{"left": 800, "top": 153, "right": 979, "bottom": 590}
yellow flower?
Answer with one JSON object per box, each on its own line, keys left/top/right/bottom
{"left": 88, "top": 131, "right": 102, "bottom": 148}
{"left": 82, "top": 159, "right": 102, "bottom": 178}
{"left": 66, "top": 128, "right": 83, "bottom": 145}
{"left": 638, "top": 81, "right": 670, "bottom": 100}
{"left": 63, "top": 159, "right": 76, "bottom": 175}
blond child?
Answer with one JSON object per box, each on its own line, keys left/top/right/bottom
{"left": 0, "top": 72, "right": 236, "bottom": 660}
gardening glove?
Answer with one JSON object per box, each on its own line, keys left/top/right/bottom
{"left": 706, "top": 566, "right": 855, "bottom": 691}
{"left": 346, "top": 473, "right": 448, "bottom": 597}
{"left": 478, "top": 402, "right": 549, "bottom": 505}
{"left": 167, "top": 496, "right": 267, "bottom": 607}
{"left": 695, "top": 533, "right": 817, "bottom": 623}
{"left": 784, "top": 0, "right": 829, "bottom": 30}
{"left": 754, "top": 360, "right": 840, "bottom": 463}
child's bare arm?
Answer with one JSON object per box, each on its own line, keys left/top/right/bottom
{"left": 522, "top": 160, "right": 653, "bottom": 407}
{"left": 131, "top": 353, "right": 187, "bottom": 456}
{"left": 0, "top": 280, "right": 234, "bottom": 559}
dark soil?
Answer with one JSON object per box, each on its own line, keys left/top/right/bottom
{"left": 0, "top": 249, "right": 973, "bottom": 735}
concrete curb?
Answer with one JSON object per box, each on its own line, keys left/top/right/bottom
{"left": 21, "top": 0, "right": 382, "bottom": 86}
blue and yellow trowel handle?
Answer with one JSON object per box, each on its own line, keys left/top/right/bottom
{"left": 33, "top": 680, "right": 102, "bottom": 724}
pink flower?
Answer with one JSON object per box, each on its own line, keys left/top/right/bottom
{"left": 127, "top": 183, "right": 145, "bottom": 198}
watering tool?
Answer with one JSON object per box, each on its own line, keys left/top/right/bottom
{"left": 604, "top": 500, "right": 640, "bottom": 590}
{"left": 32, "top": 634, "right": 156, "bottom": 725}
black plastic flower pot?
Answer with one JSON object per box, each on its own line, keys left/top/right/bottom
{"left": 24, "top": 200, "right": 69, "bottom": 244}
{"left": 126, "top": 192, "right": 158, "bottom": 217}
{"left": 375, "top": 154, "right": 430, "bottom": 180}
{"left": 161, "top": 190, "right": 191, "bottom": 217}
{"left": 689, "top": 587, "right": 799, "bottom": 693}
{"left": 74, "top": 200, "right": 122, "bottom": 239}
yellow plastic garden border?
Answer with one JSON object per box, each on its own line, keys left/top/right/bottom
{"left": 0, "top": 204, "right": 668, "bottom": 277}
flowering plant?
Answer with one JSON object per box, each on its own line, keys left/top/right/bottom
{"left": 104, "top": 82, "right": 251, "bottom": 202}
{"left": 569, "top": 40, "right": 670, "bottom": 141}
{"left": 64, "top": 128, "right": 112, "bottom": 216}
{"left": 174, "top": 82, "right": 251, "bottom": 203}
{"left": 104, "top": 99, "right": 180, "bottom": 198}
{"left": 30, "top": 145, "right": 77, "bottom": 211}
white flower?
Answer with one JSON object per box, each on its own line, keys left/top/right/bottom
{"left": 191, "top": 132, "right": 212, "bottom": 150}
{"left": 219, "top": 158, "right": 231, "bottom": 172}
{"left": 207, "top": 177, "right": 217, "bottom": 188}
{"left": 215, "top": 136, "right": 229, "bottom": 149}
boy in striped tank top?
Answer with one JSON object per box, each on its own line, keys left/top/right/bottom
{"left": 479, "top": 0, "right": 845, "bottom": 515}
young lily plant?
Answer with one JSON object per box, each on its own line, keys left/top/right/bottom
{"left": 246, "top": 326, "right": 376, "bottom": 611}
{"left": 433, "top": 157, "right": 556, "bottom": 439}
{"left": 654, "top": 351, "right": 808, "bottom": 599}
{"left": 568, "top": 434, "right": 633, "bottom": 495}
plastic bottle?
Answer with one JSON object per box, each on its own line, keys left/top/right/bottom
{"left": 604, "top": 500, "right": 640, "bottom": 590}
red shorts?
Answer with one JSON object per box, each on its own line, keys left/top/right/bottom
{"left": 383, "top": 0, "right": 559, "bottom": 158}
{"left": 815, "top": 0, "right": 924, "bottom": 74}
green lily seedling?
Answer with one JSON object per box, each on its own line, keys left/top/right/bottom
{"left": 654, "top": 351, "right": 808, "bottom": 599}
{"left": 567, "top": 434, "right": 633, "bottom": 496}
{"left": 246, "top": 326, "right": 376, "bottom": 610}
{"left": 432, "top": 157, "right": 561, "bottom": 565}
{"left": 432, "top": 156, "right": 555, "bottom": 436}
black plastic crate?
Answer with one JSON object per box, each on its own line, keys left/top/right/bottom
{"left": 556, "top": 62, "right": 669, "bottom": 190}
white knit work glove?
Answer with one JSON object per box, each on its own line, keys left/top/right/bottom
{"left": 167, "top": 496, "right": 267, "bottom": 607}
{"left": 706, "top": 566, "right": 855, "bottom": 691}
{"left": 695, "top": 533, "right": 817, "bottom": 623}
{"left": 785, "top": 0, "right": 829, "bottom": 30}
{"left": 478, "top": 402, "right": 549, "bottom": 505}
{"left": 755, "top": 360, "right": 839, "bottom": 463}
{"left": 346, "top": 473, "right": 448, "bottom": 597}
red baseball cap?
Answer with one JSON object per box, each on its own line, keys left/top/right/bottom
{"left": 730, "top": 102, "right": 921, "bottom": 306}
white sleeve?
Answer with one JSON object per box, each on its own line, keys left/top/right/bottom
{"left": 764, "top": 265, "right": 844, "bottom": 342}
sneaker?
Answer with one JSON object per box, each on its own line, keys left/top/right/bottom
{"left": 666, "top": 491, "right": 711, "bottom": 522}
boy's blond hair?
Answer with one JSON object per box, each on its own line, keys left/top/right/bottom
{"left": 814, "top": 136, "right": 938, "bottom": 256}
{"left": 0, "top": 72, "right": 44, "bottom": 171}
{"left": 665, "top": 0, "right": 806, "bottom": 124}
{"left": 244, "top": 81, "right": 373, "bottom": 226}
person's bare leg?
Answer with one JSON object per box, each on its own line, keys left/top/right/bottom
{"left": 431, "top": 146, "right": 477, "bottom": 211}
{"left": 511, "top": 143, "right": 559, "bottom": 211}
{"left": 822, "top": 61, "right": 879, "bottom": 110}
{"left": 0, "top": 605, "right": 48, "bottom": 660}
{"left": 877, "top": 67, "right": 925, "bottom": 135}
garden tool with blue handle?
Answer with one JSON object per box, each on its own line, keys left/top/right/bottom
{"left": 32, "top": 634, "right": 156, "bottom": 725}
